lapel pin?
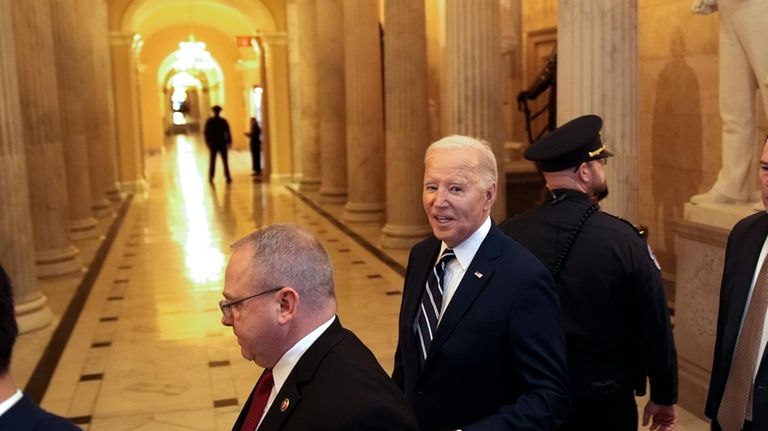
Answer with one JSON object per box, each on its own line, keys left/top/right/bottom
{"left": 474, "top": 271, "right": 483, "bottom": 279}
{"left": 280, "top": 398, "right": 290, "bottom": 412}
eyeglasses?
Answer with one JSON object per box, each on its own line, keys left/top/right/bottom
{"left": 219, "top": 287, "right": 283, "bottom": 317}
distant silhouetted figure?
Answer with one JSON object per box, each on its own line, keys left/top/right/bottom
{"left": 204, "top": 105, "right": 232, "bottom": 184}
{"left": 245, "top": 117, "right": 262, "bottom": 178}
{"left": 0, "top": 263, "right": 80, "bottom": 430}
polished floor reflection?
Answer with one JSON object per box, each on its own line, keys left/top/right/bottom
{"left": 13, "top": 133, "right": 709, "bottom": 430}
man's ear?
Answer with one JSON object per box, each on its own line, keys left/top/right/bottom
{"left": 576, "top": 162, "right": 591, "bottom": 183}
{"left": 483, "top": 182, "right": 497, "bottom": 212}
{"left": 276, "top": 287, "right": 299, "bottom": 325}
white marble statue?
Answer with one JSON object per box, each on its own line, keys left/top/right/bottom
{"left": 690, "top": 0, "right": 768, "bottom": 204}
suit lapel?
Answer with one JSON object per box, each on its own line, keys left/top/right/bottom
{"left": 256, "top": 318, "right": 345, "bottom": 431}
{"left": 402, "top": 241, "right": 441, "bottom": 329}
{"left": 722, "top": 216, "right": 768, "bottom": 368}
{"left": 422, "top": 226, "right": 502, "bottom": 372}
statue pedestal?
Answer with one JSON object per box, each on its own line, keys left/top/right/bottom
{"left": 673, "top": 201, "right": 758, "bottom": 419}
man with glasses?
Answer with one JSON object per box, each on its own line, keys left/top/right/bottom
{"left": 221, "top": 224, "right": 417, "bottom": 431}
{"left": 501, "top": 114, "right": 678, "bottom": 431}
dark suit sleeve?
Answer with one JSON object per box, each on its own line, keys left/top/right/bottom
{"left": 466, "top": 266, "right": 570, "bottom": 430}
{"left": 631, "top": 237, "right": 678, "bottom": 405}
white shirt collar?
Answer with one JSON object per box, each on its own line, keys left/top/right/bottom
{"left": 440, "top": 217, "right": 492, "bottom": 271}
{"left": 0, "top": 389, "right": 23, "bottom": 418}
{"left": 255, "top": 315, "right": 336, "bottom": 428}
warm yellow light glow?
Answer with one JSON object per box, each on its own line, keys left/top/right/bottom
{"left": 174, "top": 136, "right": 225, "bottom": 283}
{"left": 172, "top": 35, "right": 216, "bottom": 72}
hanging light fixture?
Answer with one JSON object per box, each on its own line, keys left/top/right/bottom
{"left": 172, "top": 1, "right": 215, "bottom": 72}
{"left": 172, "top": 35, "right": 215, "bottom": 72}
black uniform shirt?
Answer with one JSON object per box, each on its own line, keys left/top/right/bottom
{"left": 500, "top": 188, "right": 677, "bottom": 405}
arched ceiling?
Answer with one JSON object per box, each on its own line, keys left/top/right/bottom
{"left": 119, "top": 0, "right": 278, "bottom": 39}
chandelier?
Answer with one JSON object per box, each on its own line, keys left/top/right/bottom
{"left": 172, "top": 35, "right": 215, "bottom": 72}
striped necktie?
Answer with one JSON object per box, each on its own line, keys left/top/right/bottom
{"left": 416, "top": 249, "right": 455, "bottom": 364}
{"left": 717, "top": 256, "right": 768, "bottom": 431}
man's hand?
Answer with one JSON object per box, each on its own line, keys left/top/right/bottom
{"left": 642, "top": 401, "right": 676, "bottom": 431}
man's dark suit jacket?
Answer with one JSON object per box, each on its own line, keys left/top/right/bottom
{"left": 0, "top": 393, "right": 80, "bottom": 430}
{"left": 706, "top": 211, "right": 768, "bottom": 430}
{"left": 393, "top": 224, "right": 570, "bottom": 431}
{"left": 204, "top": 116, "right": 231, "bottom": 150}
{"left": 233, "top": 317, "right": 418, "bottom": 431}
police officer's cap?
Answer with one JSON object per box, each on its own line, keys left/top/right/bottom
{"left": 524, "top": 114, "right": 613, "bottom": 172}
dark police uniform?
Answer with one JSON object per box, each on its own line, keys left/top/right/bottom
{"left": 500, "top": 114, "right": 677, "bottom": 431}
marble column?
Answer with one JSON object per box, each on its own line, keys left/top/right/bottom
{"left": 10, "top": 0, "right": 83, "bottom": 277}
{"left": 443, "top": 0, "right": 507, "bottom": 221}
{"left": 286, "top": 0, "right": 302, "bottom": 182}
{"left": 110, "top": 31, "right": 145, "bottom": 193}
{"left": 380, "top": 0, "right": 432, "bottom": 248}
{"left": 50, "top": 0, "right": 98, "bottom": 240}
{"left": 93, "top": 0, "right": 120, "bottom": 201}
{"left": 342, "top": 0, "right": 385, "bottom": 222}
{"left": 297, "top": 0, "right": 321, "bottom": 191}
{"left": 316, "top": 0, "right": 347, "bottom": 204}
{"left": 558, "top": 0, "right": 638, "bottom": 222}
{"left": 262, "top": 33, "right": 294, "bottom": 183}
{"left": 0, "top": 0, "right": 54, "bottom": 332}
{"left": 76, "top": 0, "right": 112, "bottom": 217}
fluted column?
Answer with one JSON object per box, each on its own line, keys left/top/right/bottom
{"left": 50, "top": 0, "right": 98, "bottom": 240}
{"left": 297, "top": 0, "right": 321, "bottom": 190}
{"left": 76, "top": 0, "right": 112, "bottom": 217}
{"left": 10, "top": 1, "right": 83, "bottom": 277}
{"left": 316, "top": 0, "right": 347, "bottom": 204}
{"left": 93, "top": 0, "right": 120, "bottom": 201}
{"left": 558, "top": 0, "right": 638, "bottom": 221}
{"left": 342, "top": 0, "right": 385, "bottom": 222}
{"left": 0, "top": 0, "right": 54, "bottom": 332}
{"left": 262, "top": 33, "right": 294, "bottom": 182}
{"left": 380, "top": 0, "right": 432, "bottom": 248}
{"left": 286, "top": 0, "right": 302, "bottom": 182}
{"left": 110, "top": 31, "right": 145, "bottom": 192}
{"left": 443, "top": 0, "right": 507, "bottom": 221}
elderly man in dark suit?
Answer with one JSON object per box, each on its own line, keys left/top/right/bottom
{"left": 221, "top": 224, "right": 417, "bottom": 431}
{"left": 393, "top": 135, "right": 570, "bottom": 430}
{"left": 706, "top": 135, "right": 768, "bottom": 431}
{"left": 0, "top": 264, "right": 79, "bottom": 430}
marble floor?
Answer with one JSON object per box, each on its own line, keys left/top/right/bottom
{"left": 11, "top": 133, "right": 710, "bottom": 430}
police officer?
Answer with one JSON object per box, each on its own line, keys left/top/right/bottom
{"left": 500, "top": 114, "right": 678, "bottom": 431}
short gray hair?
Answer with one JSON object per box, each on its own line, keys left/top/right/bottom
{"left": 232, "top": 224, "right": 335, "bottom": 310}
{"left": 425, "top": 135, "right": 498, "bottom": 189}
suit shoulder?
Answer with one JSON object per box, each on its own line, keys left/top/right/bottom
{"left": 732, "top": 211, "right": 767, "bottom": 235}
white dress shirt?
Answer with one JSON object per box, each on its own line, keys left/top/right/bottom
{"left": 0, "top": 389, "right": 23, "bottom": 418}
{"left": 255, "top": 316, "right": 336, "bottom": 429}
{"left": 438, "top": 217, "right": 491, "bottom": 322}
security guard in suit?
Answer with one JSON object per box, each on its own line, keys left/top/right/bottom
{"left": 501, "top": 114, "right": 678, "bottom": 431}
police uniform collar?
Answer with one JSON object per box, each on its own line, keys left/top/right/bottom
{"left": 548, "top": 188, "right": 592, "bottom": 205}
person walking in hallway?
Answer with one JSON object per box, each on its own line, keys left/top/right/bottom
{"left": 706, "top": 135, "right": 768, "bottom": 431}
{"left": 221, "top": 224, "right": 418, "bottom": 431}
{"left": 245, "top": 117, "right": 262, "bottom": 179}
{"left": 392, "top": 135, "right": 570, "bottom": 430}
{"left": 0, "top": 264, "right": 80, "bottom": 430}
{"left": 204, "top": 105, "right": 232, "bottom": 184}
{"left": 501, "top": 115, "right": 678, "bottom": 431}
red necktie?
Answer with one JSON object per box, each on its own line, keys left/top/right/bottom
{"left": 241, "top": 369, "right": 274, "bottom": 431}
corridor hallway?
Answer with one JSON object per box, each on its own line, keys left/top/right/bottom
{"left": 13, "top": 134, "right": 708, "bottom": 430}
